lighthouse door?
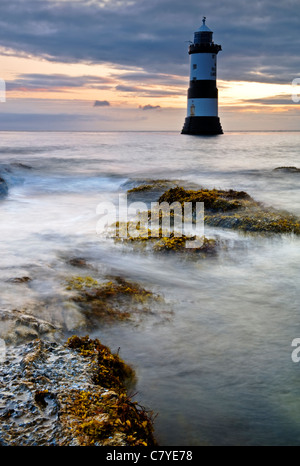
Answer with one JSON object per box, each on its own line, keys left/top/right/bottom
{"left": 190, "top": 102, "right": 195, "bottom": 116}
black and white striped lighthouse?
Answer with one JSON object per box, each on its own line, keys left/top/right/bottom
{"left": 181, "top": 17, "right": 223, "bottom": 135}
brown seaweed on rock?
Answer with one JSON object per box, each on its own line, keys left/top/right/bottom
{"left": 158, "top": 186, "right": 254, "bottom": 212}
{"left": 65, "top": 275, "right": 164, "bottom": 325}
{"left": 0, "top": 337, "right": 156, "bottom": 446}
{"left": 158, "top": 186, "right": 300, "bottom": 235}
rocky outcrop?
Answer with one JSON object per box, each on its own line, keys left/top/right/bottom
{"left": 274, "top": 166, "right": 300, "bottom": 173}
{"left": 0, "top": 177, "right": 8, "bottom": 198}
{"left": 0, "top": 337, "right": 155, "bottom": 446}
{"left": 0, "top": 309, "right": 58, "bottom": 345}
{"left": 156, "top": 186, "right": 300, "bottom": 235}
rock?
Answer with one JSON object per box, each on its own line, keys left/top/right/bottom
{"left": 0, "top": 337, "right": 156, "bottom": 446}
{"left": 6, "top": 276, "right": 32, "bottom": 284}
{"left": 274, "top": 166, "right": 300, "bottom": 173}
{"left": 65, "top": 275, "right": 165, "bottom": 325}
{"left": 10, "top": 162, "right": 32, "bottom": 170}
{"left": 158, "top": 186, "right": 253, "bottom": 212}
{"left": 67, "top": 257, "right": 90, "bottom": 268}
{"left": 0, "top": 177, "right": 8, "bottom": 198}
{"left": 155, "top": 186, "right": 300, "bottom": 235}
{"left": 0, "top": 309, "right": 58, "bottom": 345}
{"left": 125, "top": 179, "right": 201, "bottom": 206}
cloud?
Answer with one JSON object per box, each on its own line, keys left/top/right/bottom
{"left": 6, "top": 73, "right": 115, "bottom": 92}
{"left": 93, "top": 100, "right": 110, "bottom": 107}
{"left": 117, "top": 72, "right": 187, "bottom": 86}
{"left": 139, "top": 104, "right": 161, "bottom": 110}
{"left": 242, "top": 95, "right": 295, "bottom": 106}
{"left": 116, "top": 84, "right": 182, "bottom": 97}
{"left": 0, "top": 0, "right": 298, "bottom": 85}
{"left": 115, "top": 84, "right": 140, "bottom": 93}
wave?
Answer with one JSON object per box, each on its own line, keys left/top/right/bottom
{"left": 0, "top": 162, "right": 128, "bottom": 196}
{"left": 0, "top": 145, "right": 71, "bottom": 155}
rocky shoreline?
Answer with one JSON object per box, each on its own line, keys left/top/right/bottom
{"left": 125, "top": 180, "right": 300, "bottom": 237}
{"left": 1, "top": 176, "right": 300, "bottom": 446}
{"left": 0, "top": 177, "right": 8, "bottom": 198}
{"left": 0, "top": 336, "right": 155, "bottom": 446}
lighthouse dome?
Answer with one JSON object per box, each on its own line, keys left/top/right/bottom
{"left": 198, "top": 17, "right": 212, "bottom": 32}
{"left": 194, "top": 17, "right": 213, "bottom": 44}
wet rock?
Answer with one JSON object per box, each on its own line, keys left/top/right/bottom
{"left": 0, "top": 309, "right": 58, "bottom": 345}
{"left": 158, "top": 187, "right": 254, "bottom": 212}
{"left": 6, "top": 276, "right": 32, "bottom": 284}
{"left": 10, "top": 162, "right": 33, "bottom": 170}
{"left": 125, "top": 179, "right": 200, "bottom": 205}
{"left": 67, "top": 257, "right": 91, "bottom": 268}
{"left": 274, "top": 166, "right": 300, "bottom": 173}
{"left": 0, "top": 177, "right": 8, "bottom": 198}
{"left": 0, "top": 337, "right": 156, "bottom": 446}
{"left": 155, "top": 186, "right": 300, "bottom": 235}
{"left": 204, "top": 208, "right": 300, "bottom": 234}
{"left": 152, "top": 234, "right": 217, "bottom": 254}
{"left": 65, "top": 275, "right": 165, "bottom": 326}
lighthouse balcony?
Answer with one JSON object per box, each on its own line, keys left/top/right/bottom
{"left": 189, "top": 43, "right": 222, "bottom": 54}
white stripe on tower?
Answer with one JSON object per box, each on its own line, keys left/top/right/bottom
{"left": 181, "top": 17, "right": 223, "bottom": 135}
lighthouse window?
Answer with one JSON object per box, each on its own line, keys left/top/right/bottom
{"left": 193, "top": 64, "right": 197, "bottom": 70}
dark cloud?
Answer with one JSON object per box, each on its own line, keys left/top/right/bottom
{"left": 0, "top": 110, "right": 148, "bottom": 131}
{"left": 243, "top": 95, "right": 295, "bottom": 106}
{"left": 93, "top": 100, "right": 110, "bottom": 107}
{"left": 6, "top": 73, "right": 115, "bottom": 91}
{"left": 0, "top": 0, "right": 299, "bottom": 84}
{"left": 117, "top": 72, "right": 187, "bottom": 86}
{"left": 115, "top": 84, "right": 140, "bottom": 93}
{"left": 139, "top": 105, "right": 161, "bottom": 110}
{"left": 116, "top": 84, "right": 182, "bottom": 97}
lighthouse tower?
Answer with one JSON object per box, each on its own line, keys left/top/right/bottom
{"left": 181, "top": 17, "right": 223, "bottom": 135}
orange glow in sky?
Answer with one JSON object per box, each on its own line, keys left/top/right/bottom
{"left": 0, "top": 49, "right": 299, "bottom": 131}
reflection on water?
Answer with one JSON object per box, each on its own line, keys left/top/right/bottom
{"left": 0, "top": 131, "right": 300, "bottom": 445}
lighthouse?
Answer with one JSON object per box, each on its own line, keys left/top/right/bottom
{"left": 181, "top": 17, "right": 223, "bottom": 135}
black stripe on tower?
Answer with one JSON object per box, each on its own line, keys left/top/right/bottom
{"left": 181, "top": 116, "right": 223, "bottom": 135}
{"left": 189, "top": 43, "right": 222, "bottom": 54}
{"left": 188, "top": 80, "right": 218, "bottom": 99}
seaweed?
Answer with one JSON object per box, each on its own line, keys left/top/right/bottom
{"left": 67, "top": 335, "right": 135, "bottom": 391}
{"left": 65, "top": 336, "right": 156, "bottom": 446}
{"left": 127, "top": 179, "right": 177, "bottom": 194}
{"left": 157, "top": 186, "right": 300, "bottom": 236}
{"left": 205, "top": 209, "right": 300, "bottom": 234}
{"left": 153, "top": 234, "right": 217, "bottom": 254}
{"left": 65, "top": 275, "right": 161, "bottom": 324}
{"left": 114, "top": 219, "right": 218, "bottom": 256}
{"left": 158, "top": 187, "right": 253, "bottom": 212}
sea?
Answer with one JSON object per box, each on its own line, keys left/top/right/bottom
{"left": 0, "top": 130, "right": 300, "bottom": 446}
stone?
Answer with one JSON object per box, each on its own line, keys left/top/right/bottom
{"left": 0, "top": 177, "right": 8, "bottom": 198}
{"left": 274, "top": 166, "right": 300, "bottom": 173}
{"left": 0, "top": 309, "right": 58, "bottom": 345}
{"left": 0, "top": 338, "right": 156, "bottom": 446}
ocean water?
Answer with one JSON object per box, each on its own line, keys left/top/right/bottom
{"left": 0, "top": 130, "right": 300, "bottom": 445}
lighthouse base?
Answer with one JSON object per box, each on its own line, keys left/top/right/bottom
{"left": 181, "top": 116, "right": 223, "bottom": 135}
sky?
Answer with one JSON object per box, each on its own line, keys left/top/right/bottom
{"left": 0, "top": 0, "right": 299, "bottom": 131}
